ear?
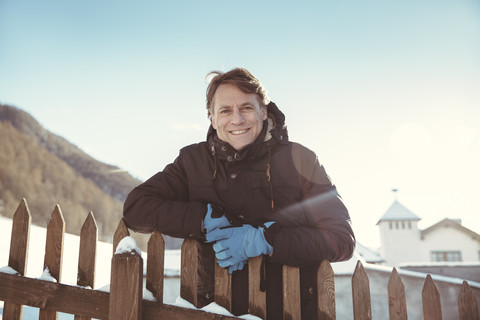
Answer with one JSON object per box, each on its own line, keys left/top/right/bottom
{"left": 262, "top": 105, "right": 267, "bottom": 121}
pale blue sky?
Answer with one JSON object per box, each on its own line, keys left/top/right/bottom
{"left": 1, "top": 0, "right": 479, "bottom": 248}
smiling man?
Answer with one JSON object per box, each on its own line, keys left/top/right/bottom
{"left": 123, "top": 67, "right": 355, "bottom": 319}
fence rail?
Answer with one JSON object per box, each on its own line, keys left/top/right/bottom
{"left": 0, "top": 198, "right": 479, "bottom": 319}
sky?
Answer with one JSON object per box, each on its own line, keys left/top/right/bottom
{"left": 1, "top": 0, "right": 479, "bottom": 249}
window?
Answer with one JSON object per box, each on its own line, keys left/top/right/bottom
{"left": 431, "top": 251, "right": 462, "bottom": 262}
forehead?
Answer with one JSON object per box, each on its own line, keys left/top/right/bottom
{"left": 213, "top": 84, "right": 261, "bottom": 109}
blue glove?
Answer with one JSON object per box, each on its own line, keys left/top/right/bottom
{"left": 205, "top": 222, "right": 275, "bottom": 271}
{"left": 203, "top": 203, "right": 231, "bottom": 233}
{"left": 228, "top": 260, "right": 246, "bottom": 274}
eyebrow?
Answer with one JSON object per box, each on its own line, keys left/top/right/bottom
{"left": 218, "top": 102, "right": 254, "bottom": 109}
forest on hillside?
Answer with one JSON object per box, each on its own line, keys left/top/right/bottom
{"left": 0, "top": 105, "right": 183, "bottom": 250}
{"left": 0, "top": 120, "right": 124, "bottom": 241}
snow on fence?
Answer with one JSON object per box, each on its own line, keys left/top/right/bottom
{"left": 0, "top": 198, "right": 479, "bottom": 320}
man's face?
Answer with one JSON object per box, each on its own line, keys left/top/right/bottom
{"left": 211, "top": 83, "right": 267, "bottom": 151}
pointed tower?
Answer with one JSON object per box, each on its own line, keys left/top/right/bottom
{"left": 376, "top": 189, "right": 422, "bottom": 266}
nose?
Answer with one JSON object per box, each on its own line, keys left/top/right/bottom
{"left": 231, "top": 107, "right": 245, "bottom": 125}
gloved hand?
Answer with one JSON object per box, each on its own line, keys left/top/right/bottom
{"left": 203, "top": 203, "right": 231, "bottom": 233}
{"left": 227, "top": 260, "right": 246, "bottom": 274}
{"left": 205, "top": 222, "right": 275, "bottom": 271}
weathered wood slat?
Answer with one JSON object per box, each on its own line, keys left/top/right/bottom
{"left": 4, "top": 198, "right": 31, "bottom": 320}
{"left": 0, "top": 273, "right": 109, "bottom": 319}
{"left": 388, "top": 268, "right": 407, "bottom": 320}
{"left": 215, "top": 260, "right": 232, "bottom": 312}
{"left": 113, "top": 219, "right": 130, "bottom": 255}
{"left": 317, "top": 260, "right": 336, "bottom": 320}
{"left": 283, "top": 264, "right": 301, "bottom": 320}
{"left": 77, "top": 212, "right": 97, "bottom": 288}
{"left": 180, "top": 239, "right": 215, "bottom": 308}
{"left": 75, "top": 212, "right": 98, "bottom": 320}
{"left": 109, "top": 251, "right": 143, "bottom": 320}
{"left": 181, "top": 239, "right": 199, "bottom": 307}
{"left": 146, "top": 231, "right": 165, "bottom": 302}
{"left": 40, "top": 204, "right": 65, "bottom": 320}
{"left": 458, "top": 280, "right": 479, "bottom": 320}
{"left": 352, "top": 260, "right": 372, "bottom": 320}
{"left": 248, "top": 256, "right": 266, "bottom": 319}
{"left": 422, "top": 274, "right": 443, "bottom": 320}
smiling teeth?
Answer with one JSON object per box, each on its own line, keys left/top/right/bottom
{"left": 231, "top": 129, "right": 248, "bottom": 135}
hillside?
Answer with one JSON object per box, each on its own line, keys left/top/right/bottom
{"left": 0, "top": 105, "right": 141, "bottom": 201}
{"left": 0, "top": 104, "right": 181, "bottom": 249}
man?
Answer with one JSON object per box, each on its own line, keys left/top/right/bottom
{"left": 123, "top": 67, "right": 355, "bottom": 319}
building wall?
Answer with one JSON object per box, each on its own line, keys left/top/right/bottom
{"left": 378, "top": 220, "right": 423, "bottom": 267}
{"left": 379, "top": 220, "right": 480, "bottom": 266}
{"left": 421, "top": 227, "right": 480, "bottom": 262}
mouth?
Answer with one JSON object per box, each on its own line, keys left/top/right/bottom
{"left": 230, "top": 128, "right": 250, "bottom": 135}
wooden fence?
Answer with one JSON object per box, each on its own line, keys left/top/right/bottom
{"left": 0, "top": 198, "right": 478, "bottom": 320}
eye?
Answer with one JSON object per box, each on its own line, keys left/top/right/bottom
{"left": 219, "top": 108, "right": 232, "bottom": 116}
{"left": 241, "top": 105, "right": 254, "bottom": 111}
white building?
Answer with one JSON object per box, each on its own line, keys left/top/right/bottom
{"left": 377, "top": 199, "right": 480, "bottom": 267}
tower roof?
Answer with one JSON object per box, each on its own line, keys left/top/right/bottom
{"left": 376, "top": 200, "right": 421, "bottom": 225}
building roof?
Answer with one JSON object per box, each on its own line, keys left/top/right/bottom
{"left": 376, "top": 200, "right": 421, "bottom": 224}
{"left": 355, "top": 242, "right": 384, "bottom": 263}
{"left": 421, "top": 218, "right": 480, "bottom": 241}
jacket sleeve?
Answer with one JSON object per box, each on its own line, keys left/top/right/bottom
{"left": 123, "top": 150, "right": 206, "bottom": 238}
{"left": 268, "top": 147, "right": 355, "bottom": 267}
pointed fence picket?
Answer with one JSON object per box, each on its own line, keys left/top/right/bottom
{"left": 387, "top": 268, "right": 407, "bottom": 320}
{"left": 3, "top": 198, "right": 31, "bottom": 319}
{"left": 352, "top": 260, "right": 372, "bottom": 320}
{"left": 458, "top": 281, "right": 480, "bottom": 320}
{"left": 0, "top": 198, "right": 479, "bottom": 320}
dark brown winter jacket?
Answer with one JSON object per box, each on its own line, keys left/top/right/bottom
{"left": 123, "top": 102, "right": 355, "bottom": 319}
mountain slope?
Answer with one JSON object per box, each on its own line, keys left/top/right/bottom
{"left": 0, "top": 104, "right": 184, "bottom": 249}
{"left": 0, "top": 105, "right": 141, "bottom": 201}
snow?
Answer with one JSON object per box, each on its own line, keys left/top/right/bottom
{"left": 174, "top": 297, "right": 262, "bottom": 320}
{"left": 0, "top": 266, "right": 19, "bottom": 275}
{"left": 38, "top": 267, "right": 57, "bottom": 282}
{"left": 114, "top": 236, "right": 142, "bottom": 256}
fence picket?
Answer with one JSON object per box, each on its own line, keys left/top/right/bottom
{"left": 180, "top": 239, "right": 215, "bottom": 308}
{"left": 458, "top": 280, "right": 479, "bottom": 320}
{"left": 248, "top": 256, "right": 266, "bottom": 319}
{"left": 4, "top": 198, "right": 31, "bottom": 320}
{"left": 39, "top": 204, "right": 65, "bottom": 320}
{"left": 75, "top": 212, "right": 98, "bottom": 320}
{"left": 283, "top": 264, "right": 301, "bottom": 320}
{"left": 109, "top": 248, "right": 143, "bottom": 320}
{"left": 215, "top": 260, "right": 232, "bottom": 312}
{"left": 113, "top": 219, "right": 130, "bottom": 255}
{"left": 422, "top": 274, "right": 443, "bottom": 320}
{"left": 352, "top": 260, "right": 372, "bottom": 320}
{"left": 317, "top": 260, "right": 336, "bottom": 320}
{"left": 388, "top": 267, "right": 407, "bottom": 320}
{"left": 147, "top": 231, "right": 165, "bottom": 302}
